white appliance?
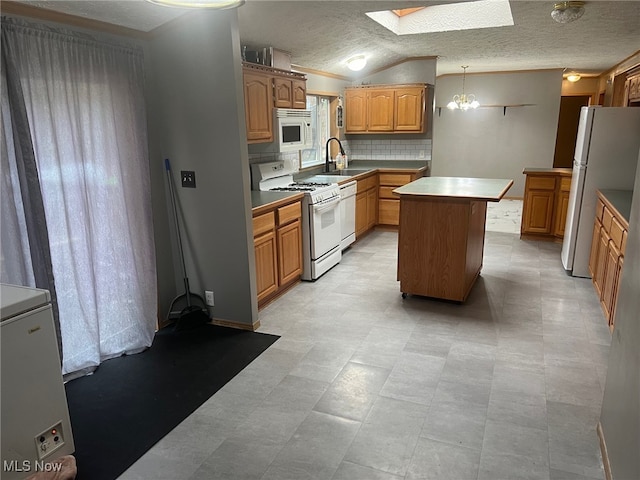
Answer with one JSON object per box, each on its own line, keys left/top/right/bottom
{"left": 273, "top": 108, "right": 313, "bottom": 153}
{"left": 339, "top": 181, "right": 357, "bottom": 250}
{"left": 252, "top": 161, "right": 342, "bottom": 280}
{"left": 1, "top": 284, "right": 74, "bottom": 479}
{"left": 561, "top": 106, "right": 640, "bottom": 277}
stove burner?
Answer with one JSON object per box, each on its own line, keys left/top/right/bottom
{"left": 294, "top": 181, "right": 331, "bottom": 187}
{"left": 270, "top": 186, "right": 315, "bottom": 192}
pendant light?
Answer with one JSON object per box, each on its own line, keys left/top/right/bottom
{"left": 447, "top": 66, "right": 479, "bottom": 110}
{"left": 145, "top": 0, "right": 245, "bottom": 9}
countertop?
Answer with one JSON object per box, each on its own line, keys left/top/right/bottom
{"left": 251, "top": 191, "right": 304, "bottom": 213}
{"left": 393, "top": 177, "right": 514, "bottom": 202}
{"left": 252, "top": 160, "right": 429, "bottom": 211}
{"left": 598, "top": 189, "right": 634, "bottom": 223}
{"left": 522, "top": 167, "right": 573, "bottom": 175}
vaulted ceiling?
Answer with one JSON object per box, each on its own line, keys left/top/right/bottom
{"left": 7, "top": 1, "right": 640, "bottom": 78}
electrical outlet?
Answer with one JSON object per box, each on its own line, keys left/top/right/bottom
{"left": 181, "top": 170, "right": 196, "bottom": 188}
{"left": 418, "top": 150, "right": 426, "bottom": 159}
{"left": 205, "top": 290, "right": 214, "bottom": 306}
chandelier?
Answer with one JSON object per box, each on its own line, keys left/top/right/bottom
{"left": 145, "top": 0, "right": 245, "bottom": 8}
{"left": 551, "top": 2, "right": 585, "bottom": 23}
{"left": 447, "top": 66, "right": 479, "bottom": 110}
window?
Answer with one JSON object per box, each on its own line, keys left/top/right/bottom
{"left": 300, "top": 94, "right": 330, "bottom": 169}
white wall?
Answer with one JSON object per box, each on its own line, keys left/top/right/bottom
{"left": 431, "top": 70, "right": 563, "bottom": 197}
{"left": 147, "top": 10, "right": 257, "bottom": 328}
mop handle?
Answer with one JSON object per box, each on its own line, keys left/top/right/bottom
{"left": 165, "top": 159, "right": 191, "bottom": 307}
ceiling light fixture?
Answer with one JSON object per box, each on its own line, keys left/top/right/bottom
{"left": 566, "top": 73, "right": 582, "bottom": 82}
{"left": 346, "top": 55, "right": 367, "bottom": 72}
{"left": 447, "top": 66, "right": 479, "bottom": 110}
{"left": 551, "top": 1, "right": 585, "bottom": 23}
{"left": 145, "top": 0, "right": 244, "bottom": 9}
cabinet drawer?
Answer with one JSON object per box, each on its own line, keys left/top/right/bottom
{"left": 378, "top": 173, "right": 412, "bottom": 186}
{"left": 609, "top": 216, "right": 625, "bottom": 251}
{"left": 559, "top": 177, "right": 572, "bottom": 192}
{"left": 527, "top": 176, "right": 556, "bottom": 190}
{"left": 277, "top": 202, "right": 301, "bottom": 226}
{"left": 379, "top": 186, "right": 399, "bottom": 199}
{"left": 253, "top": 211, "right": 275, "bottom": 237}
{"left": 357, "top": 174, "right": 377, "bottom": 193}
{"left": 601, "top": 206, "right": 613, "bottom": 233}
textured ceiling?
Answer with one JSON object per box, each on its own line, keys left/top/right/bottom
{"left": 9, "top": 1, "right": 640, "bottom": 78}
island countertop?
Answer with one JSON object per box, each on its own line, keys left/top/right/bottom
{"left": 393, "top": 176, "right": 514, "bottom": 201}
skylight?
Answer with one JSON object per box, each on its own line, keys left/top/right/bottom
{"left": 367, "top": 0, "right": 514, "bottom": 35}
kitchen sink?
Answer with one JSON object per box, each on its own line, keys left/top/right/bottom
{"left": 323, "top": 168, "right": 370, "bottom": 176}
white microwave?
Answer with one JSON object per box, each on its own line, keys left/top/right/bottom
{"left": 274, "top": 108, "right": 313, "bottom": 153}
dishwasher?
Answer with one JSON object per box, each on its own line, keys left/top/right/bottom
{"left": 339, "top": 181, "right": 357, "bottom": 250}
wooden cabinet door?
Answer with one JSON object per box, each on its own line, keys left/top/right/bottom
{"left": 378, "top": 199, "right": 400, "bottom": 226}
{"left": 553, "top": 189, "right": 571, "bottom": 237}
{"left": 254, "top": 230, "right": 278, "bottom": 302}
{"left": 610, "top": 255, "right": 624, "bottom": 330}
{"left": 588, "top": 219, "right": 602, "bottom": 278}
{"left": 345, "top": 89, "right": 368, "bottom": 132}
{"left": 367, "top": 89, "right": 394, "bottom": 132}
{"left": 394, "top": 87, "right": 425, "bottom": 132}
{"left": 594, "top": 228, "right": 610, "bottom": 301}
{"left": 355, "top": 190, "right": 368, "bottom": 236}
{"left": 522, "top": 190, "right": 555, "bottom": 234}
{"left": 277, "top": 220, "right": 302, "bottom": 285}
{"left": 366, "top": 187, "right": 377, "bottom": 228}
{"left": 244, "top": 71, "right": 273, "bottom": 143}
{"left": 601, "top": 240, "right": 621, "bottom": 323}
{"left": 273, "top": 77, "right": 293, "bottom": 108}
{"left": 291, "top": 78, "right": 307, "bottom": 109}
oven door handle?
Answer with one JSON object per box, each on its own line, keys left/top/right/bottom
{"left": 313, "top": 196, "right": 340, "bottom": 213}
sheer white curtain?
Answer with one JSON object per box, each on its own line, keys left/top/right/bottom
{"left": 1, "top": 18, "right": 157, "bottom": 376}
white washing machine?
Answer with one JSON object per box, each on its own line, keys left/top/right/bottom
{"left": 1, "top": 284, "right": 74, "bottom": 479}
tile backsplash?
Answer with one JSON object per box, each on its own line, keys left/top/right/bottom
{"left": 342, "top": 138, "right": 432, "bottom": 161}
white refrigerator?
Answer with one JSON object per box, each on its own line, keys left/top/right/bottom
{"left": 561, "top": 106, "right": 640, "bottom": 277}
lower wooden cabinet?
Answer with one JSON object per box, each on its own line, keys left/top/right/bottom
{"left": 377, "top": 172, "right": 423, "bottom": 226}
{"left": 355, "top": 173, "right": 377, "bottom": 237}
{"left": 588, "top": 191, "right": 630, "bottom": 331}
{"left": 520, "top": 169, "right": 572, "bottom": 242}
{"left": 253, "top": 199, "right": 302, "bottom": 308}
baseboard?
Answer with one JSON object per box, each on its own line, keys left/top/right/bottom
{"left": 210, "top": 317, "right": 260, "bottom": 332}
{"left": 597, "top": 421, "right": 612, "bottom": 480}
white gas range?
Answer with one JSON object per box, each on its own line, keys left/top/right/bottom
{"left": 251, "top": 161, "right": 342, "bottom": 280}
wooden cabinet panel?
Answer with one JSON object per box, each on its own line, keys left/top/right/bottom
{"left": 345, "top": 89, "right": 368, "bottom": 132}
{"left": 345, "top": 84, "right": 428, "bottom": 134}
{"left": 253, "top": 200, "right": 302, "bottom": 308}
{"left": 394, "top": 87, "right": 425, "bottom": 132}
{"left": 609, "top": 216, "right": 625, "bottom": 250}
{"left": 367, "top": 89, "right": 394, "bottom": 132}
{"left": 254, "top": 230, "right": 278, "bottom": 303}
{"left": 553, "top": 190, "right": 571, "bottom": 237}
{"left": 244, "top": 71, "right": 273, "bottom": 143}
{"left": 367, "top": 187, "right": 377, "bottom": 228}
{"left": 378, "top": 173, "right": 413, "bottom": 186}
{"left": 594, "top": 227, "right": 610, "bottom": 303}
{"left": 378, "top": 186, "right": 398, "bottom": 199}
{"left": 522, "top": 190, "right": 554, "bottom": 234}
{"left": 291, "top": 78, "right": 307, "bottom": 109}
{"left": 355, "top": 191, "right": 368, "bottom": 236}
{"left": 273, "top": 77, "right": 293, "bottom": 108}
{"left": 277, "top": 220, "right": 302, "bottom": 285}
{"left": 379, "top": 199, "right": 400, "bottom": 226}
{"left": 588, "top": 219, "right": 602, "bottom": 279}
{"left": 601, "top": 240, "right": 621, "bottom": 324}
{"left": 521, "top": 171, "right": 571, "bottom": 241}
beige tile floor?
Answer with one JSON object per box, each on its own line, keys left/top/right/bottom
{"left": 121, "top": 199, "right": 611, "bottom": 480}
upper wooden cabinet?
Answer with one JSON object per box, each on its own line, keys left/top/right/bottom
{"left": 242, "top": 62, "right": 307, "bottom": 144}
{"left": 244, "top": 71, "right": 273, "bottom": 143}
{"left": 623, "top": 70, "right": 640, "bottom": 106}
{"left": 344, "top": 84, "right": 428, "bottom": 134}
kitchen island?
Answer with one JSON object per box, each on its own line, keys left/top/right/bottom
{"left": 394, "top": 176, "right": 513, "bottom": 302}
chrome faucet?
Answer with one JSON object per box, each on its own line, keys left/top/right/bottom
{"left": 325, "top": 137, "right": 346, "bottom": 173}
